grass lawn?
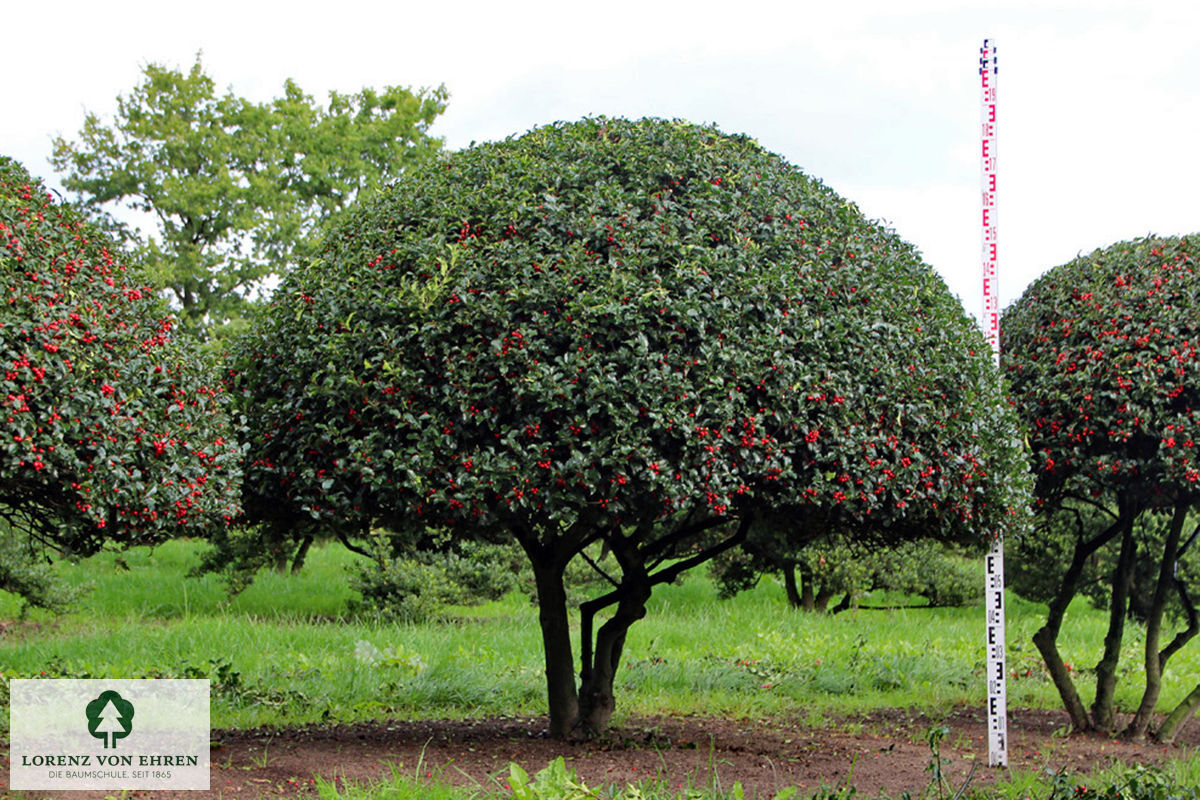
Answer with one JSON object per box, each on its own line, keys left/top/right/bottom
{"left": 2, "top": 538, "right": 1195, "bottom": 731}
{"left": 3, "top": 539, "right": 1200, "bottom": 799}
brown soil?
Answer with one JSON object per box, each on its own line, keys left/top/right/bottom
{"left": 4, "top": 708, "right": 1198, "bottom": 799}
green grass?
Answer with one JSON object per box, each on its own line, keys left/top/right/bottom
{"left": 305, "top": 757, "right": 1200, "bottom": 800}
{"left": 3, "top": 539, "right": 1200, "bottom": 731}
{"left": 4, "top": 539, "right": 1200, "bottom": 800}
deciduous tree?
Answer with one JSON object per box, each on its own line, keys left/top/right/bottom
{"left": 51, "top": 54, "right": 447, "bottom": 337}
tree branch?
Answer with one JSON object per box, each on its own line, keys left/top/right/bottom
{"left": 643, "top": 513, "right": 731, "bottom": 566}
{"left": 1060, "top": 493, "right": 1119, "bottom": 521}
{"left": 647, "top": 512, "right": 753, "bottom": 589}
{"left": 580, "top": 547, "right": 619, "bottom": 589}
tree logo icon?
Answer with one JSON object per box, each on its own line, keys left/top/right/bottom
{"left": 85, "top": 690, "right": 134, "bottom": 748}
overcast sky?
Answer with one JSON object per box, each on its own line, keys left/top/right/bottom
{"left": 4, "top": 0, "right": 1197, "bottom": 321}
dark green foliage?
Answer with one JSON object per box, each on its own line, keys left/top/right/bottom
{"left": 1044, "top": 765, "right": 1200, "bottom": 800}
{"left": 350, "top": 556, "right": 458, "bottom": 622}
{"left": 1011, "top": 504, "right": 1200, "bottom": 623}
{"left": 189, "top": 524, "right": 303, "bottom": 593}
{"left": 348, "top": 535, "right": 620, "bottom": 621}
{"left": 713, "top": 538, "right": 982, "bottom": 610}
{"left": 711, "top": 536, "right": 870, "bottom": 609}
{"left": 0, "top": 157, "right": 242, "bottom": 559}
{"left": 872, "top": 541, "right": 984, "bottom": 607}
{"left": 235, "top": 116, "right": 1026, "bottom": 547}
{"left": 1003, "top": 234, "right": 1200, "bottom": 508}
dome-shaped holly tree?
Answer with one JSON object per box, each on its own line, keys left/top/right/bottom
{"left": 234, "top": 118, "right": 1027, "bottom": 738}
{"left": 1003, "top": 234, "right": 1200, "bottom": 741}
{"left": 0, "top": 157, "right": 242, "bottom": 558}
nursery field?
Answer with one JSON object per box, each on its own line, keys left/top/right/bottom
{"left": 3, "top": 540, "right": 1200, "bottom": 799}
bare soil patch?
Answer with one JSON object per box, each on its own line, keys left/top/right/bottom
{"left": 4, "top": 708, "right": 1198, "bottom": 799}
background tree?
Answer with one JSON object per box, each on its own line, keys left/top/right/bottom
{"left": 1002, "top": 233, "right": 1200, "bottom": 741}
{"left": 51, "top": 54, "right": 448, "bottom": 338}
{"left": 0, "top": 156, "right": 242, "bottom": 569}
{"left": 713, "top": 536, "right": 983, "bottom": 612}
{"left": 232, "top": 117, "right": 1028, "bottom": 739}
{"left": 711, "top": 533, "right": 872, "bottom": 612}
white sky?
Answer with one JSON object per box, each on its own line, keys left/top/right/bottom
{"left": 4, "top": 0, "right": 1198, "bottom": 320}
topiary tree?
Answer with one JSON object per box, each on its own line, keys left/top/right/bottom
{"left": 0, "top": 156, "right": 242, "bottom": 566}
{"left": 233, "top": 117, "right": 1028, "bottom": 738}
{"left": 1002, "top": 233, "right": 1200, "bottom": 740}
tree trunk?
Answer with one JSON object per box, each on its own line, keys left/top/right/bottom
{"left": 578, "top": 578, "right": 652, "bottom": 734}
{"left": 1154, "top": 532, "right": 1200, "bottom": 742}
{"left": 530, "top": 559, "right": 579, "bottom": 739}
{"left": 572, "top": 513, "right": 751, "bottom": 737}
{"left": 814, "top": 587, "right": 834, "bottom": 613}
{"left": 290, "top": 534, "right": 314, "bottom": 574}
{"left": 1032, "top": 514, "right": 1125, "bottom": 732}
{"left": 1155, "top": 681, "right": 1200, "bottom": 743}
{"left": 784, "top": 562, "right": 803, "bottom": 609}
{"left": 1093, "top": 516, "right": 1136, "bottom": 731}
{"left": 1124, "top": 503, "right": 1187, "bottom": 739}
{"left": 272, "top": 541, "right": 289, "bottom": 573}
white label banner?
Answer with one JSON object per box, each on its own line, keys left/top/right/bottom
{"left": 9, "top": 679, "right": 210, "bottom": 791}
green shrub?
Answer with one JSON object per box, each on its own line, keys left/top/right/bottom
{"left": 1045, "top": 765, "right": 1200, "bottom": 800}
{"left": 0, "top": 523, "right": 87, "bottom": 614}
{"left": 712, "top": 538, "right": 982, "bottom": 610}
{"left": 872, "top": 541, "right": 983, "bottom": 607}
{"left": 350, "top": 539, "right": 521, "bottom": 621}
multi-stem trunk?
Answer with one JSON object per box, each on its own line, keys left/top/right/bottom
{"left": 1125, "top": 503, "right": 1188, "bottom": 739}
{"left": 578, "top": 577, "right": 652, "bottom": 733}
{"left": 1032, "top": 512, "right": 1126, "bottom": 732}
{"left": 574, "top": 513, "right": 751, "bottom": 737}
{"left": 1153, "top": 524, "right": 1200, "bottom": 743}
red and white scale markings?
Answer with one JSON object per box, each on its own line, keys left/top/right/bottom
{"left": 980, "top": 38, "right": 1008, "bottom": 769}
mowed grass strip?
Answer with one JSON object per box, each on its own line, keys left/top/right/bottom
{"left": 2, "top": 539, "right": 1198, "bottom": 731}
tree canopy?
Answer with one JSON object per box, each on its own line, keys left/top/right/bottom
{"left": 1002, "top": 233, "right": 1200, "bottom": 740}
{"left": 234, "top": 117, "right": 1028, "bottom": 737}
{"left": 0, "top": 156, "right": 242, "bottom": 558}
{"left": 51, "top": 54, "right": 448, "bottom": 338}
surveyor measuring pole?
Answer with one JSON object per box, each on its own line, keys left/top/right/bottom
{"left": 980, "top": 37, "right": 1008, "bottom": 769}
